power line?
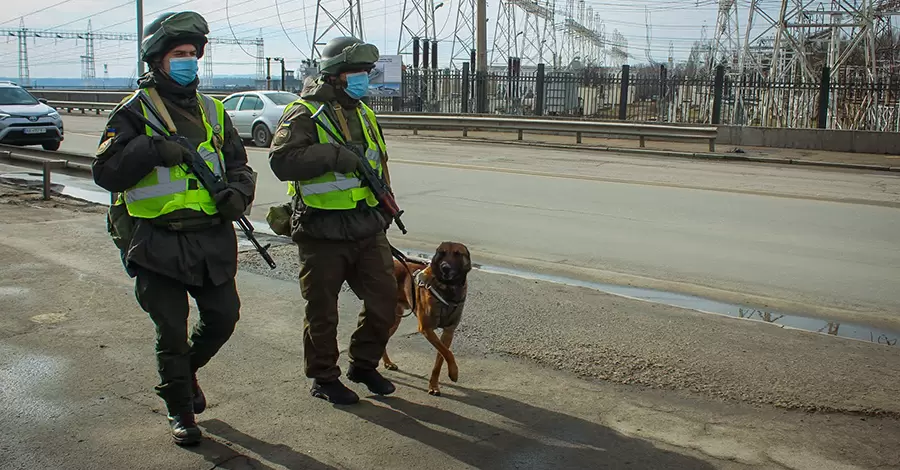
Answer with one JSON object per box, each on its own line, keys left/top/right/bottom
{"left": 0, "top": 0, "right": 76, "bottom": 27}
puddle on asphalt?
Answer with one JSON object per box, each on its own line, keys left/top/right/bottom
{"left": 0, "top": 172, "right": 110, "bottom": 205}
{"left": 0, "top": 286, "right": 30, "bottom": 296}
{"left": 399, "top": 249, "right": 900, "bottom": 347}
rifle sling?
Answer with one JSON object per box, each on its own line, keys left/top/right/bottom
{"left": 331, "top": 104, "right": 354, "bottom": 142}
{"left": 333, "top": 103, "right": 392, "bottom": 186}
{"left": 146, "top": 87, "right": 178, "bottom": 134}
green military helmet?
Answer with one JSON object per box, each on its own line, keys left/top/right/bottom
{"left": 318, "top": 36, "right": 380, "bottom": 76}
{"left": 141, "top": 11, "right": 210, "bottom": 63}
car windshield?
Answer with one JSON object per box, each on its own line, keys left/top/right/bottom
{"left": 0, "top": 87, "right": 39, "bottom": 106}
{"left": 263, "top": 92, "right": 299, "bottom": 106}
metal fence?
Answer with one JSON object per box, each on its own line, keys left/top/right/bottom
{"left": 364, "top": 65, "right": 900, "bottom": 133}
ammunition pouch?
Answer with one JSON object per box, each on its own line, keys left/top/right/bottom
{"left": 266, "top": 201, "right": 294, "bottom": 237}
{"left": 106, "top": 200, "right": 135, "bottom": 251}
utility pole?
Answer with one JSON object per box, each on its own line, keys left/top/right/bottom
{"left": 476, "top": 0, "right": 487, "bottom": 73}
{"left": 265, "top": 57, "right": 272, "bottom": 90}
{"left": 274, "top": 57, "right": 286, "bottom": 91}
{"left": 475, "top": 0, "right": 487, "bottom": 112}
{"left": 136, "top": 0, "right": 144, "bottom": 77}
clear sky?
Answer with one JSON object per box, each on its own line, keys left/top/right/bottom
{"left": 0, "top": 0, "right": 787, "bottom": 79}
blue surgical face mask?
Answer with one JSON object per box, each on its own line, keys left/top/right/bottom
{"left": 344, "top": 72, "right": 369, "bottom": 99}
{"left": 169, "top": 57, "right": 199, "bottom": 86}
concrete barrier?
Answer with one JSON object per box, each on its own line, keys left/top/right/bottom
{"left": 717, "top": 126, "right": 900, "bottom": 155}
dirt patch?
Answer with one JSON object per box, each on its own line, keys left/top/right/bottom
{"left": 0, "top": 182, "right": 107, "bottom": 223}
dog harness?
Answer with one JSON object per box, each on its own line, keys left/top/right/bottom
{"left": 414, "top": 270, "right": 466, "bottom": 330}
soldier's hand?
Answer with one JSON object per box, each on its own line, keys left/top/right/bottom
{"left": 334, "top": 146, "right": 361, "bottom": 174}
{"left": 214, "top": 187, "right": 247, "bottom": 221}
{"left": 157, "top": 139, "right": 188, "bottom": 167}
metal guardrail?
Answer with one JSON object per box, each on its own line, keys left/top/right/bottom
{"left": 30, "top": 89, "right": 228, "bottom": 103}
{"left": 49, "top": 100, "right": 118, "bottom": 114}
{"left": 28, "top": 89, "right": 719, "bottom": 151}
{"left": 0, "top": 145, "right": 93, "bottom": 200}
{"left": 377, "top": 114, "right": 720, "bottom": 151}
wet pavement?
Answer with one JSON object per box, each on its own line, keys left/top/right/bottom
{"left": 475, "top": 262, "right": 900, "bottom": 347}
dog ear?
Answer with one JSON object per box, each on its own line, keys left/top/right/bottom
{"left": 431, "top": 247, "right": 442, "bottom": 270}
{"left": 461, "top": 246, "right": 472, "bottom": 273}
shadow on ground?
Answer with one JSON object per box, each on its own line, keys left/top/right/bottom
{"left": 196, "top": 419, "right": 339, "bottom": 470}
{"left": 340, "top": 371, "right": 717, "bottom": 469}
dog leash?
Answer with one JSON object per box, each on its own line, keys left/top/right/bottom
{"left": 389, "top": 244, "right": 417, "bottom": 318}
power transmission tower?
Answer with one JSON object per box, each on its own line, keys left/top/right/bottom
{"left": 490, "top": 0, "right": 517, "bottom": 67}
{"left": 0, "top": 20, "right": 265, "bottom": 83}
{"left": 561, "top": 0, "right": 604, "bottom": 68}
{"left": 17, "top": 18, "right": 30, "bottom": 86}
{"left": 256, "top": 29, "right": 265, "bottom": 83}
{"left": 609, "top": 29, "right": 628, "bottom": 67}
{"left": 515, "top": 0, "right": 557, "bottom": 67}
{"left": 398, "top": 0, "right": 438, "bottom": 58}
{"left": 204, "top": 43, "right": 214, "bottom": 86}
{"left": 80, "top": 19, "right": 97, "bottom": 82}
{"left": 311, "top": 0, "right": 364, "bottom": 58}
{"left": 450, "top": 0, "right": 476, "bottom": 68}
{"left": 710, "top": 0, "right": 741, "bottom": 75}
{"left": 645, "top": 7, "right": 660, "bottom": 66}
{"left": 739, "top": 0, "right": 899, "bottom": 129}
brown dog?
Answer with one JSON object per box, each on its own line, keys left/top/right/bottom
{"left": 382, "top": 242, "right": 471, "bottom": 396}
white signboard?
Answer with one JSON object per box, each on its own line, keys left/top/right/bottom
{"left": 368, "top": 54, "right": 403, "bottom": 97}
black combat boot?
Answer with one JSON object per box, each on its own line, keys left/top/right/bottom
{"left": 346, "top": 365, "right": 396, "bottom": 396}
{"left": 167, "top": 412, "right": 202, "bottom": 446}
{"left": 191, "top": 375, "right": 206, "bottom": 414}
{"left": 310, "top": 379, "right": 360, "bottom": 405}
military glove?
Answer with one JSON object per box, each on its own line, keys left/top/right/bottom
{"left": 214, "top": 187, "right": 247, "bottom": 221}
{"left": 334, "top": 146, "right": 362, "bottom": 174}
{"left": 157, "top": 139, "right": 189, "bottom": 167}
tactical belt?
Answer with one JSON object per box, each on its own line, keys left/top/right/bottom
{"left": 148, "top": 215, "right": 223, "bottom": 232}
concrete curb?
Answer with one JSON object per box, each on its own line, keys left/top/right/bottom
{"left": 398, "top": 134, "right": 897, "bottom": 173}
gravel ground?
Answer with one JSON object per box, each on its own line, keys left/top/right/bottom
{"left": 239, "top": 241, "right": 900, "bottom": 419}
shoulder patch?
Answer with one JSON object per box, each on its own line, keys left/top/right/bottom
{"left": 96, "top": 138, "right": 113, "bottom": 157}
{"left": 273, "top": 126, "right": 291, "bottom": 147}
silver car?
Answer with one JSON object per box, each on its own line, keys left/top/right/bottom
{"left": 221, "top": 91, "right": 299, "bottom": 147}
{"left": 0, "top": 81, "right": 64, "bottom": 151}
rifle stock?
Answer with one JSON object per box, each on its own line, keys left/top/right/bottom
{"left": 309, "top": 103, "right": 408, "bottom": 235}
{"left": 122, "top": 93, "right": 277, "bottom": 269}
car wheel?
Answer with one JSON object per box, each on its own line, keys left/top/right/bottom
{"left": 253, "top": 123, "right": 272, "bottom": 147}
{"left": 42, "top": 141, "right": 61, "bottom": 151}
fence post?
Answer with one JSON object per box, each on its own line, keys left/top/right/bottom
{"left": 618, "top": 65, "right": 630, "bottom": 120}
{"left": 817, "top": 66, "right": 831, "bottom": 129}
{"left": 476, "top": 71, "right": 488, "bottom": 114}
{"left": 461, "top": 62, "right": 470, "bottom": 114}
{"left": 712, "top": 65, "right": 725, "bottom": 124}
{"left": 658, "top": 64, "right": 667, "bottom": 122}
{"left": 535, "top": 63, "right": 545, "bottom": 116}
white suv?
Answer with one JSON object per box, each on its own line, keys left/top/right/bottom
{"left": 0, "top": 81, "right": 64, "bottom": 151}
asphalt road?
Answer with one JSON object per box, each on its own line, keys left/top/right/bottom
{"left": 56, "top": 114, "right": 900, "bottom": 328}
{"left": 2, "top": 190, "right": 898, "bottom": 470}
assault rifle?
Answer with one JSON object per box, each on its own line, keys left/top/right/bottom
{"left": 120, "top": 93, "right": 277, "bottom": 269}
{"left": 309, "top": 103, "right": 408, "bottom": 234}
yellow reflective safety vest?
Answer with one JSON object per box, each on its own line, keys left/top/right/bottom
{"left": 285, "top": 99, "right": 386, "bottom": 210}
{"left": 120, "top": 89, "right": 227, "bottom": 219}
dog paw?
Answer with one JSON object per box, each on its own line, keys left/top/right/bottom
{"left": 448, "top": 363, "right": 459, "bottom": 382}
{"left": 383, "top": 362, "right": 398, "bottom": 371}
